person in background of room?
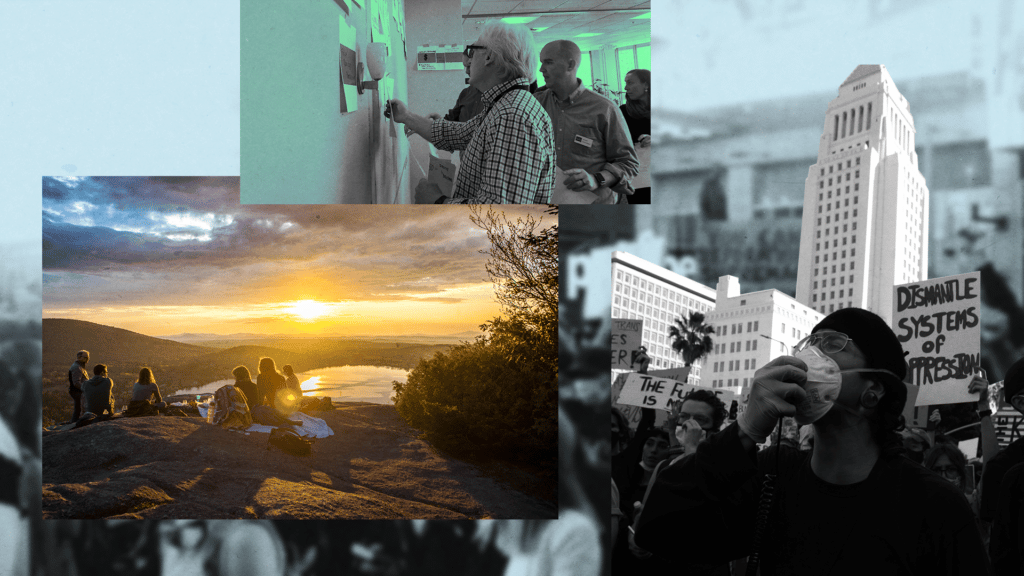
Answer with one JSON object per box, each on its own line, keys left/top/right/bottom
{"left": 620, "top": 69, "right": 651, "bottom": 205}
{"left": 282, "top": 365, "right": 301, "bottom": 396}
{"left": 442, "top": 50, "right": 484, "bottom": 122}
{"left": 388, "top": 21, "right": 556, "bottom": 204}
{"left": 534, "top": 40, "right": 638, "bottom": 204}
{"left": 84, "top": 364, "right": 116, "bottom": 419}
{"left": 125, "top": 367, "right": 167, "bottom": 417}
{"left": 232, "top": 365, "right": 259, "bottom": 409}
{"left": 67, "top": 349, "right": 89, "bottom": 423}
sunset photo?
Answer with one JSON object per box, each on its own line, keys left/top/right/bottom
{"left": 41, "top": 176, "right": 558, "bottom": 520}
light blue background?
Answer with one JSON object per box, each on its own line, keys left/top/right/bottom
{"left": 0, "top": 1, "right": 241, "bottom": 248}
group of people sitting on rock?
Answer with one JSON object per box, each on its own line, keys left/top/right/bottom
{"left": 67, "top": 350, "right": 171, "bottom": 425}
{"left": 67, "top": 350, "right": 329, "bottom": 430}
{"left": 227, "top": 358, "right": 306, "bottom": 429}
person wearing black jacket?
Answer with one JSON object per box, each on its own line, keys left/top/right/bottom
{"left": 635, "top": 307, "right": 990, "bottom": 575}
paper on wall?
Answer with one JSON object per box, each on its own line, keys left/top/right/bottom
{"left": 339, "top": 17, "right": 359, "bottom": 113}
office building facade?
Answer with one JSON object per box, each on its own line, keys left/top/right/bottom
{"left": 611, "top": 251, "right": 716, "bottom": 383}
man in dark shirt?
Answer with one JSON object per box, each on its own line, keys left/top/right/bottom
{"left": 635, "top": 307, "right": 990, "bottom": 575}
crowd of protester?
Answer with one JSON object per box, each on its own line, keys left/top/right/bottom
{"left": 614, "top": 306, "right": 1024, "bottom": 575}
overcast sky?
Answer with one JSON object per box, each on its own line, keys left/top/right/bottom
{"left": 42, "top": 177, "right": 550, "bottom": 337}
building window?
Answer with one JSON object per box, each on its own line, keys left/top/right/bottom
{"left": 853, "top": 196, "right": 858, "bottom": 204}
{"left": 829, "top": 165, "right": 833, "bottom": 174}
{"left": 813, "top": 294, "right": 817, "bottom": 302}
{"left": 852, "top": 222, "right": 857, "bottom": 230}
{"left": 846, "top": 173, "right": 850, "bottom": 181}
{"left": 850, "top": 261, "right": 855, "bottom": 270}
{"left": 752, "top": 338, "right": 757, "bottom": 350}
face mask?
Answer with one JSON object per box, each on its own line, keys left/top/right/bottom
{"left": 793, "top": 346, "right": 844, "bottom": 425}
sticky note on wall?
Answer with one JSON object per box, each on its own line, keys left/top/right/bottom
{"left": 339, "top": 16, "right": 359, "bottom": 113}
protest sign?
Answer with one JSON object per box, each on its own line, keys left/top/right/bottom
{"left": 893, "top": 271, "right": 982, "bottom": 405}
{"left": 616, "top": 371, "right": 735, "bottom": 412}
{"left": 647, "top": 367, "right": 690, "bottom": 382}
{"left": 611, "top": 318, "right": 644, "bottom": 370}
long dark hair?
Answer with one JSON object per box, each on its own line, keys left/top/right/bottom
{"left": 623, "top": 68, "right": 650, "bottom": 119}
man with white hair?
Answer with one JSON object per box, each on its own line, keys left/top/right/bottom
{"left": 389, "top": 22, "right": 556, "bottom": 204}
{"left": 535, "top": 40, "right": 638, "bottom": 204}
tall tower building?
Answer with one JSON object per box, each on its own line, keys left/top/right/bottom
{"left": 795, "top": 65, "right": 930, "bottom": 324}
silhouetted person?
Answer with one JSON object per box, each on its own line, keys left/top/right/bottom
{"left": 83, "top": 364, "right": 115, "bottom": 419}
{"left": 67, "top": 350, "right": 89, "bottom": 423}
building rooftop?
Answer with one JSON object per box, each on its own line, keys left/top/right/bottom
{"left": 841, "top": 65, "right": 883, "bottom": 87}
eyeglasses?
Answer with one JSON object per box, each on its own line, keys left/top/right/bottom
{"left": 932, "top": 465, "right": 960, "bottom": 479}
{"left": 792, "top": 331, "right": 854, "bottom": 355}
{"left": 465, "top": 44, "right": 488, "bottom": 58}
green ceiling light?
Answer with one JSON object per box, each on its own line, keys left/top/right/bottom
{"left": 574, "top": 33, "right": 603, "bottom": 38}
{"left": 502, "top": 16, "right": 539, "bottom": 24}
{"left": 632, "top": 12, "right": 651, "bottom": 19}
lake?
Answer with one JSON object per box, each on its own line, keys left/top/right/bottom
{"left": 174, "top": 365, "right": 409, "bottom": 405}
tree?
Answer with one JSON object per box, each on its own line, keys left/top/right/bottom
{"left": 669, "top": 311, "right": 715, "bottom": 367}
{"left": 469, "top": 206, "right": 557, "bottom": 328}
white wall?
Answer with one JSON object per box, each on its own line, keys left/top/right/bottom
{"left": 405, "top": 0, "right": 464, "bottom": 193}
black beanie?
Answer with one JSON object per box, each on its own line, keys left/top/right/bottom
{"left": 812, "top": 307, "right": 908, "bottom": 411}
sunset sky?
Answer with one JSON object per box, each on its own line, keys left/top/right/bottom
{"left": 42, "top": 177, "right": 551, "bottom": 337}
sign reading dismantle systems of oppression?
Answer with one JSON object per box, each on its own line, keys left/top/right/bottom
{"left": 893, "top": 271, "right": 982, "bottom": 405}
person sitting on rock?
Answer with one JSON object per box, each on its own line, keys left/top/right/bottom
{"left": 125, "top": 367, "right": 167, "bottom": 417}
{"left": 231, "top": 365, "right": 259, "bottom": 409}
{"left": 83, "top": 364, "right": 116, "bottom": 420}
{"left": 252, "top": 359, "right": 301, "bottom": 429}
{"left": 282, "top": 365, "right": 302, "bottom": 395}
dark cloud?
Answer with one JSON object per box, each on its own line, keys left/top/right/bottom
{"left": 41, "top": 177, "right": 553, "bottom": 311}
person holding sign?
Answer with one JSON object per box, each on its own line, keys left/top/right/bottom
{"left": 634, "top": 307, "right": 990, "bottom": 574}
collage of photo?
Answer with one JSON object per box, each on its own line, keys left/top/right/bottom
{"left": 2, "top": 0, "right": 1024, "bottom": 575}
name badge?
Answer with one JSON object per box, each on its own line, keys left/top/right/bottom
{"left": 573, "top": 134, "right": 594, "bottom": 148}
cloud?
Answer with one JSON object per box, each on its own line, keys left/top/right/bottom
{"left": 41, "top": 177, "right": 554, "bottom": 313}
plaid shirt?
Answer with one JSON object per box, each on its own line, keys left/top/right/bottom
{"left": 430, "top": 78, "right": 556, "bottom": 204}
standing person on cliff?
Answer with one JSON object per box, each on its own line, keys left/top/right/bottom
{"left": 67, "top": 350, "right": 89, "bottom": 423}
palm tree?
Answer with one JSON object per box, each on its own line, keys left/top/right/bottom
{"left": 668, "top": 311, "right": 715, "bottom": 367}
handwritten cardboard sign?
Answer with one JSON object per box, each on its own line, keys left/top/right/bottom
{"left": 611, "top": 318, "right": 644, "bottom": 370}
{"left": 893, "top": 271, "right": 982, "bottom": 405}
{"left": 616, "top": 371, "right": 735, "bottom": 412}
